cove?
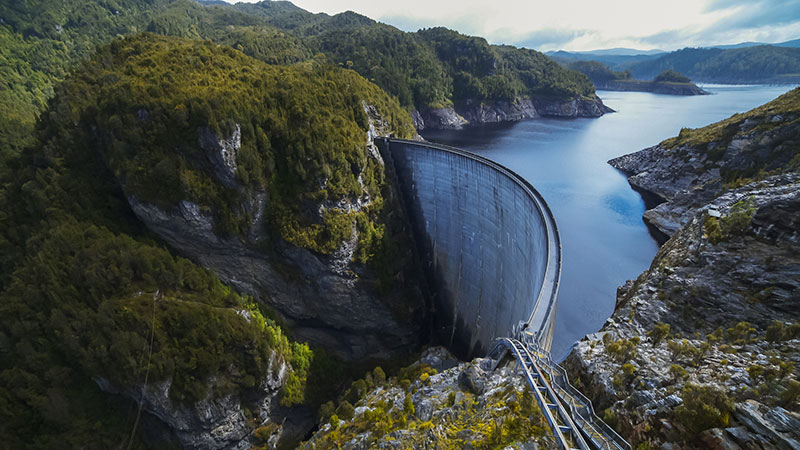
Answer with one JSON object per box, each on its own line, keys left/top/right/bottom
{"left": 420, "top": 84, "right": 796, "bottom": 360}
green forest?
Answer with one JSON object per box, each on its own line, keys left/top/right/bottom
{"left": 629, "top": 45, "right": 800, "bottom": 82}
{"left": 0, "top": 0, "right": 598, "bottom": 155}
{"left": 0, "top": 29, "right": 420, "bottom": 447}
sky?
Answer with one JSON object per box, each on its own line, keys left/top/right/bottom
{"left": 226, "top": 0, "right": 800, "bottom": 52}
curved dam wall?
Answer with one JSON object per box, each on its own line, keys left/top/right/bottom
{"left": 376, "top": 138, "right": 561, "bottom": 358}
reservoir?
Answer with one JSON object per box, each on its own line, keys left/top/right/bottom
{"left": 421, "top": 84, "right": 796, "bottom": 359}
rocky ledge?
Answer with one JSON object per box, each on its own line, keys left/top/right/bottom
{"left": 566, "top": 88, "right": 800, "bottom": 448}
{"left": 412, "top": 95, "right": 612, "bottom": 130}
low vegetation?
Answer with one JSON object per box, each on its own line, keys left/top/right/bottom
{"left": 304, "top": 362, "right": 550, "bottom": 449}
{"left": 662, "top": 87, "right": 800, "bottom": 184}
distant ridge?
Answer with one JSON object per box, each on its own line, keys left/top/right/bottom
{"left": 709, "top": 38, "right": 800, "bottom": 49}
{"left": 559, "top": 47, "right": 665, "bottom": 56}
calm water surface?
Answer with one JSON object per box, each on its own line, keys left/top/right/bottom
{"left": 421, "top": 84, "right": 796, "bottom": 360}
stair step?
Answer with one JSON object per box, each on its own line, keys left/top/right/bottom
{"left": 558, "top": 425, "right": 572, "bottom": 433}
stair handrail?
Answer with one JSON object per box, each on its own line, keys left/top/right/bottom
{"left": 519, "top": 332, "right": 632, "bottom": 450}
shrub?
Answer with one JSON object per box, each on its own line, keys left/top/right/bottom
{"left": 706, "top": 200, "right": 756, "bottom": 244}
{"left": 669, "top": 364, "right": 688, "bottom": 382}
{"left": 648, "top": 322, "right": 670, "bottom": 346}
{"left": 372, "top": 366, "right": 386, "bottom": 385}
{"left": 780, "top": 380, "right": 800, "bottom": 406}
{"left": 726, "top": 321, "right": 756, "bottom": 345}
{"left": 403, "top": 393, "right": 415, "bottom": 418}
{"left": 335, "top": 401, "right": 355, "bottom": 421}
{"left": 604, "top": 338, "right": 638, "bottom": 363}
{"left": 654, "top": 69, "right": 691, "bottom": 83}
{"left": 674, "top": 384, "right": 734, "bottom": 435}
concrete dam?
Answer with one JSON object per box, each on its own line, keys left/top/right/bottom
{"left": 376, "top": 138, "right": 561, "bottom": 358}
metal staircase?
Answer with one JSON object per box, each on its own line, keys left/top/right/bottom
{"left": 488, "top": 333, "right": 631, "bottom": 450}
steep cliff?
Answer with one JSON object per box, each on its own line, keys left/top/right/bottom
{"left": 565, "top": 88, "right": 800, "bottom": 448}
{"left": 47, "top": 34, "right": 429, "bottom": 361}
{"left": 0, "top": 33, "right": 429, "bottom": 448}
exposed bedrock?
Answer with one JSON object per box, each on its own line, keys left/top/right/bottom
{"left": 412, "top": 95, "right": 612, "bottom": 130}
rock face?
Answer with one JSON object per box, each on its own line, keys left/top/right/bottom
{"left": 412, "top": 96, "right": 612, "bottom": 130}
{"left": 94, "top": 349, "right": 295, "bottom": 450}
{"left": 609, "top": 98, "right": 800, "bottom": 239}
{"left": 595, "top": 80, "right": 708, "bottom": 95}
{"left": 567, "top": 89, "right": 800, "bottom": 448}
{"left": 126, "top": 107, "right": 426, "bottom": 361}
{"left": 300, "top": 347, "right": 558, "bottom": 449}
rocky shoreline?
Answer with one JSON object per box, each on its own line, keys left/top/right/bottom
{"left": 565, "top": 88, "right": 800, "bottom": 448}
{"left": 411, "top": 95, "right": 613, "bottom": 130}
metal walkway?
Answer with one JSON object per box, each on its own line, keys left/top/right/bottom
{"left": 488, "top": 333, "right": 631, "bottom": 450}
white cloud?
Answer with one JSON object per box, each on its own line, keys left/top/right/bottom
{"left": 226, "top": 0, "right": 800, "bottom": 51}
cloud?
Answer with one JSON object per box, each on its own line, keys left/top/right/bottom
{"left": 230, "top": 0, "right": 800, "bottom": 51}
{"left": 507, "top": 29, "right": 593, "bottom": 51}
{"left": 377, "top": 13, "right": 486, "bottom": 36}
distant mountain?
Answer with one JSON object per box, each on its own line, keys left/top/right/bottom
{"left": 628, "top": 45, "right": 800, "bottom": 84}
{"left": 710, "top": 38, "right": 800, "bottom": 49}
{"left": 546, "top": 50, "right": 664, "bottom": 69}
{"left": 573, "top": 47, "right": 665, "bottom": 56}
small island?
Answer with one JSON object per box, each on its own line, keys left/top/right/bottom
{"left": 569, "top": 61, "right": 709, "bottom": 95}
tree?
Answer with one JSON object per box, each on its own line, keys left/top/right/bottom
{"left": 654, "top": 69, "right": 691, "bottom": 83}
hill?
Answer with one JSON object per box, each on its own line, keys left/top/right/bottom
{"left": 628, "top": 45, "right": 800, "bottom": 84}
{"left": 0, "top": 0, "right": 607, "bottom": 154}
{"left": 0, "top": 33, "right": 425, "bottom": 448}
{"left": 567, "top": 61, "right": 707, "bottom": 95}
{"left": 711, "top": 38, "right": 800, "bottom": 49}
{"left": 546, "top": 50, "right": 665, "bottom": 69}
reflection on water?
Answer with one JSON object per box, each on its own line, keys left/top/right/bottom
{"left": 421, "top": 84, "right": 796, "bottom": 360}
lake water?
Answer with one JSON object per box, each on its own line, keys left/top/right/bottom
{"left": 420, "top": 84, "right": 796, "bottom": 360}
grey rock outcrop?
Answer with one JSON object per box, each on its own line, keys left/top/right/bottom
{"left": 199, "top": 124, "right": 242, "bottom": 189}
{"left": 94, "top": 350, "right": 290, "bottom": 450}
{"left": 411, "top": 95, "right": 612, "bottom": 130}
{"left": 609, "top": 109, "right": 800, "bottom": 238}
{"left": 532, "top": 96, "right": 613, "bottom": 117}
{"left": 413, "top": 107, "right": 468, "bottom": 130}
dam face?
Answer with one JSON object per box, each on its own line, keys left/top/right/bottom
{"left": 377, "top": 138, "right": 560, "bottom": 358}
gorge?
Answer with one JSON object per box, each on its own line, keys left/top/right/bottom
{"left": 0, "top": 0, "right": 798, "bottom": 448}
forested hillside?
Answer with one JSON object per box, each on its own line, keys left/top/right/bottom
{"left": 0, "top": 0, "right": 600, "bottom": 154}
{"left": 629, "top": 45, "right": 800, "bottom": 83}
{"left": 0, "top": 33, "right": 418, "bottom": 448}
